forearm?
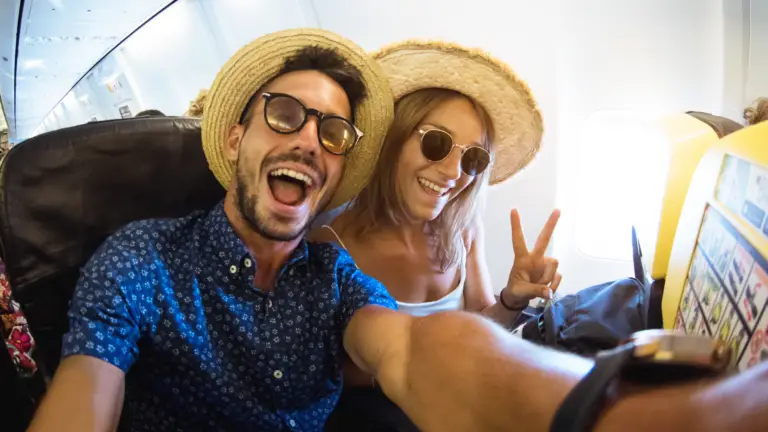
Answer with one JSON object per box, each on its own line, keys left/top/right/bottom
{"left": 685, "top": 361, "right": 768, "bottom": 432}
{"left": 382, "top": 311, "right": 592, "bottom": 431}
{"left": 391, "top": 312, "right": 768, "bottom": 432}
{"left": 28, "top": 356, "right": 125, "bottom": 432}
{"left": 478, "top": 288, "right": 527, "bottom": 328}
{"left": 593, "top": 361, "right": 768, "bottom": 432}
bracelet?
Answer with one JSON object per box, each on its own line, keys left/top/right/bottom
{"left": 498, "top": 289, "right": 529, "bottom": 312}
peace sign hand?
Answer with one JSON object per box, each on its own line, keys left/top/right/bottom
{"left": 503, "top": 209, "right": 562, "bottom": 305}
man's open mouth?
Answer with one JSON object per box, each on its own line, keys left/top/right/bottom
{"left": 268, "top": 168, "right": 315, "bottom": 206}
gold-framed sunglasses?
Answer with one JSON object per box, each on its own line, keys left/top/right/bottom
{"left": 418, "top": 128, "right": 492, "bottom": 176}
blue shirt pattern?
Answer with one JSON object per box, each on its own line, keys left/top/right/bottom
{"left": 62, "top": 201, "right": 396, "bottom": 431}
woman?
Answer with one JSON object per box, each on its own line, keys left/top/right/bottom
{"left": 314, "top": 41, "right": 561, "bottom": 430}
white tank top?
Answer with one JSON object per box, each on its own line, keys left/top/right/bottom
{"left": 321, "top": 225, "right": 466, "bottom": 317}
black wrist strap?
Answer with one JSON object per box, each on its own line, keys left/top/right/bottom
{"left": 550, "top": 343, "right": 635, "bottom": 432}
{"left": 498, "top": 289, "right": 528, "bottom": 311}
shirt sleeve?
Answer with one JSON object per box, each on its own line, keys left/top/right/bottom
{"left": 61, "top": 233, "right": 144, "bottom": 372}
{"left": 335, "top": 248, "right": 397, "bottom": 331}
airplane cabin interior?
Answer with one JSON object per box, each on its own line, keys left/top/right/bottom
{"left": 0, "top": 1, "right": 767, "bottom": 431}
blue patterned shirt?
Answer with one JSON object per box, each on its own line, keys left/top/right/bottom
{"left": 61, "top": 201, "right": 396, "bottom": 431}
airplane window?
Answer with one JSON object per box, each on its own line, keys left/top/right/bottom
{"left": 574, "top": 110, "right": 670, "bottom": 262}
{"left": 0, "top": 99, "right": 7, "bottom": 155}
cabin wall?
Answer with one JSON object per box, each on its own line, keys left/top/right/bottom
{"left": 0, "top": 0, "right": 21, "bottom": 138}
{"left": 747, "top": 0, "right": 768, "bottom": 104}
{"left": 553, "top": 0, "right": 727, "bottom": 294}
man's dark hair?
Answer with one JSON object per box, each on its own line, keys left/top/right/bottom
{"left": 239, "top": 46, "right": 367, "bottom": 127}
{"left": 135, "top": 109, "right": 166, "bottom": 117}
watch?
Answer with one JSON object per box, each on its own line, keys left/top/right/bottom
{"left": 550, "top": 329, "right": 732, "bottom": 432}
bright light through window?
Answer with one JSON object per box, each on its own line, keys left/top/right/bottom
{"left": 575, "top": 111, "right": 670, "bottom": 262}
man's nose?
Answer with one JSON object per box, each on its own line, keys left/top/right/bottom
{"left": 436, "top": 147, "right": 462, "bottom": 180}
{"left": 291, "top": 116, "right": 322, "bottom": 156}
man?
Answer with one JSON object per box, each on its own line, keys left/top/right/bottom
{"left": 28, "top": 28, "right": 768, "bottom": 432}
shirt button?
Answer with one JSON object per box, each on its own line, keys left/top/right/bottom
{"left": 288, "top": 419, "right": 296, "bottom": 427}
{"left": 273, "top": 369, "right": 283, "bottom": 379}
{"left": 229, "top": 265, "right": 237, "bottom": 274}
{"left": 244, "top": 258, "right": 252, "bottom": 268}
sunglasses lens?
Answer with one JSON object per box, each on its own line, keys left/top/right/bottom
{"left": 319, "top": 118, "right": 358, "bottom": 154}
{"left": 420, "top": 129, "right": 453, "bottom": 161}
{"left": 265, "top": 96, "right": 305, "bottom": 132}
{"left": 461, "top": 147, "right": 491, "bottom": 176}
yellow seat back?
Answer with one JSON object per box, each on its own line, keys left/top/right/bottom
{"left": 647, "top": 114, "right": 723, "bottom": 279}
{"left": 663, "top": 122, "right": 768, "bottom": 371}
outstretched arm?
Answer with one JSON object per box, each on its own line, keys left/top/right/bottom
{"left": 344, "top": 306, "right": 589, "bottom": 431}
{"left": 29, "top": 233, "right": 144, "bottom": 432}
{"left": 28, "top": 356, "right": 125, "bottom": 432}
{"left": 345, "top": 306, "right": 768, "bottom": 432}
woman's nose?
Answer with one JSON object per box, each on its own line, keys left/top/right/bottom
{"left": 435, "top": 147, "right": 463, "bottom": 180}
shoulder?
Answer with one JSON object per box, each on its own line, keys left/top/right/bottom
{"left": 306, "top": 241, "right": 372, "bottom": 286}
{"left": 306, "top": 240, "right": 352, "bottom": 268}
{"left": 308, "top": 211, "right": 354, "bottom": 245}
{"left": 307, "top": 224, "right": 339, "bottom": 244}
{"left": 88, "top": 211, "right": 206, "bottom": 270}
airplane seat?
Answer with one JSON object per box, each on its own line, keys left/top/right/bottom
{"left": 0, "top": 117, "right": 224, "bottom": 396}
{"left": 635, "top": 112, "right": 743, "bottom": 327}
{"left": 641, "top": 112, "right": 743, "bottom": 281}
{"left": 685, "top": 111, "right": 744, "bottom": 139}
{"left": 663, "top": 121, "right": 768, "bottom": 371}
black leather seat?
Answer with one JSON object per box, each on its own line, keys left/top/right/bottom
{"left": 0, "top": 117, "right": 224, "bottom": 423}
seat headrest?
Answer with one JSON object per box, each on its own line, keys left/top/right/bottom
{"left": 686, "top": 111, "right": 743, "bottom": 138}
{"left": 0, "top": 116, "right": 225, "bottom": 290}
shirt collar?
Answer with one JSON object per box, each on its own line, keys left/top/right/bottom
{"left": 203, "top": 200, "right": 309, "bottom": 271}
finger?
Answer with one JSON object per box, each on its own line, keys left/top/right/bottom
{"left": 510, "top": 209, "right": 529, "bottom": 257}
{"left": 532, "top": 209, "right": 561, "bottom": 257}
{"left": 512, "top": 281, "right": 551, "bottom": 299}
{"left": 551, "top": 272, "right": 563, "bottom": 292}
{"left": 536, "top": 258, "right": 559, "bottom": 285}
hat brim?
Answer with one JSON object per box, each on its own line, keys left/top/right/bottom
{"left": 202, "top": 28, "right": 394, "bottom": 210}
{"left": 373, "top": 41, "right": 543, "bottom": 184}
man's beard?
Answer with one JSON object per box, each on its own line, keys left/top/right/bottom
{"left": 235, "top": 154, "right": 327, "bottom": 242}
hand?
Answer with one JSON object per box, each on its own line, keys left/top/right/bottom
{"left": 503, "top": 209, "right": 562, "bottom": 305}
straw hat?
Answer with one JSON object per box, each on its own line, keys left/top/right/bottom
{"left": 373, "top": 41, "right": 543, "bottom": 184}
{"left": 202, "top": 28, "right": 394, "bottom": 210}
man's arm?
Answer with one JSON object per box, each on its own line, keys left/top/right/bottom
{"left": 344, "top": 306, "right": 591, "bottom": 431}
{"left": 28, "top": 356, "right": 125, "bottom": 432}
{"left": 29, "top": 231, "right": 144, "bottom": 432}
{"left": 345, "top": 306, "right": 768, "bottom": 432}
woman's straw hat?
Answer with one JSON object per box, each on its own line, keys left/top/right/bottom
{"left": 202, "top": 28, "right": 394, "bottom": 210}
{"left": 373, "top": 41, "right": 543, "bottom": 184}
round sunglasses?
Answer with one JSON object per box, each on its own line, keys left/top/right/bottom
{"left": 252, "top": 92, "right": 363, "bottom": 155}
{"left": 418, "top": 128, "right": 492, "bottom": 176}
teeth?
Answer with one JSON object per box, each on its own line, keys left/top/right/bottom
{"left": 418, "top": 177, "right": 448, "bottom": 195}
{"left": 269, "top": 168, "right": 313, "bottom": 187}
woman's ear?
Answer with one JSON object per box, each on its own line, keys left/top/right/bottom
{"left": 224, "top": 124, "right": 244, "bottom": 162}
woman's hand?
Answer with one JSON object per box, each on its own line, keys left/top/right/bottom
{"left": 502, "top": 209, "right": 562, "bottom": 305}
